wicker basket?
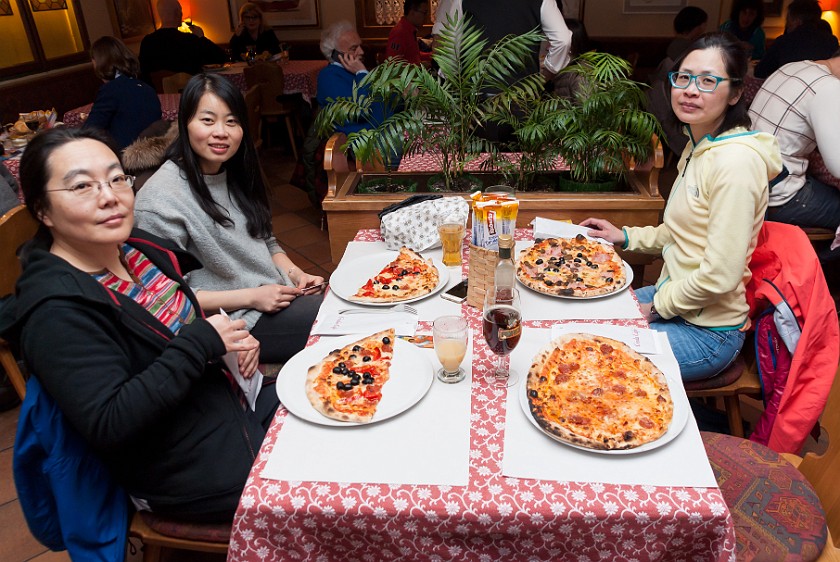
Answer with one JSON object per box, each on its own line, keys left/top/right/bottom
{"left": 467, "top": 243, "right": 498, "bottom": 310}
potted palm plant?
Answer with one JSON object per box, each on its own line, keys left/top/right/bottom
{"left": 314, "top": 14, "right": 546, "bottom": 192}
{"left": 552, "top": 51, "right": 661, "bottom": 191}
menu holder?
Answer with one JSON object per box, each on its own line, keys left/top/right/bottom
{"left": 467, "top": 243, "right": 495, "bottom": 310}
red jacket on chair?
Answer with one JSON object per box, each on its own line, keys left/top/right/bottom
{"left": 745, "top": 222, "right": 839, "bottom": 453}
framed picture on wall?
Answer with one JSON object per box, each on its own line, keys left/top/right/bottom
{"left": 622, "top": 0, "right": 686, "bottom": 14}
{"left": 228, "top": 0, "right": 320, "bottom": 29}
{"left": 112, "top": 0, "right": 156, "bottom": 39}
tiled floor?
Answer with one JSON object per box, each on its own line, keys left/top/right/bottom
{"left": 0, "top": 148, "right": 331, "bottom": 562}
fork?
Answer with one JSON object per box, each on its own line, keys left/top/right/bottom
{"left": 337, "top": 304, "right": 419, "bottom": 315}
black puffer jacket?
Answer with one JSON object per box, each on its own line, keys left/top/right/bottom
{"left": 0, "top": 229, "right": 272, "bottom": 520}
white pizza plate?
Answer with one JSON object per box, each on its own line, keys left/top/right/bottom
{"left": 515, "top": 243, "right": 634, "bottom": 300}
{"left": 276, "top": 335, "right": 434, "bottom": 426}
{"left": 330, "top": 251, "right": 449, "bottom": 306}
{"left": 518, "top": 367, "right": 690, "bottom": 455}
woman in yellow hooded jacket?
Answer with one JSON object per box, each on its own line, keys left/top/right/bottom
{"left": 582, "top": 32, "right": 782, "bottom": 381}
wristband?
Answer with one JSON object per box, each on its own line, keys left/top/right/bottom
{"left": 649, "top": 301, "right": 661, "bottom": 321}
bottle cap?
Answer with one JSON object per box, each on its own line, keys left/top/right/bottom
{"left": 498, "top": 234, "right": 513, "bottom": 249}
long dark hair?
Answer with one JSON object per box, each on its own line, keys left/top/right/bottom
{"left": 166, "top": 73, "right": 272, "bottom": 239}
{"left": 667, "top": 32, "right": 751, "bottom": 139}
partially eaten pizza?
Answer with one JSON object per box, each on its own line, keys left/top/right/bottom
{"left": 305, "top": 329, "right": 395, "bottom": 423}
{"left": 352, "top": 247, "right": 440, "bottom": 303}
{"left": 526, "top": 333, "right": 673, "bottom": 450}
{"left": 516, "top": 235, "right": 626, "bottom": 298}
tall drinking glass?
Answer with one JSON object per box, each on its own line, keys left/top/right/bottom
{"left": 438, "top": 221, "right": 465, "bottom": 267}
{"left": 433, "top": 315, "right": 469, "bottom": 383}
{"left": 482, "top": 287, "right": 522, "bottom": 387}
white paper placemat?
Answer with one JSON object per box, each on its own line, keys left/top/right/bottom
{"left": 311, "top": 311, "right": 419, "bottom": 336}
{"left": 261, "top": 333, "right": 473, "bottom": 485}
{"left": 319, "top": 241, "right": 463, "bottom": 322}
{"left": 502, "top": 329, "right": 717, "bottom": 488}
{"left": 550, "top": 323, "right": 661, "bottom": 355}
{"left": 513, "top": 242, "right": 643, "bottom": 321}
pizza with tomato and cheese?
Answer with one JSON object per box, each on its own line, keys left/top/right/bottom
{"left": 305, "top": 329, "right": 395, "bottom": 423}
{"left": 516, "top": 235, "right": 626, "bottom": 298}
{"left": 351, "top": 247, "right": 439, "bottom": 303}
{"left": 526, "top": 333, "right": 673, "bottom": 450}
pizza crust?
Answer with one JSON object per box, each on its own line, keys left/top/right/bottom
{"left": 305, "top": 329, "right": 395, "bottom": 423}
{"left": 526, "top": 333, "right": 673, "bottom": 450}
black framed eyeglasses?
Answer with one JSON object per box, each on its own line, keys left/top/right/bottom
{"left": 668, "top": 71, "right": 737, "bottom": 93}
{"left": 45, "top": 174, "right": 136, "bottom": 199}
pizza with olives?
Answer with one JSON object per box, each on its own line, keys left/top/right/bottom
{"left": 352, "top": 246, "right": 440, "bottom": 303}
{"left": 516, "top": 235, "right": 626, "bottom": 298}
{"left": 305, "top": 329, "right": 395, "bottom": 423}
{"left": 526, "top": 333, "right": 673, "bottom": 450}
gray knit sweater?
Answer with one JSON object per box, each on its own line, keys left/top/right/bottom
{"left": 134, "top": 160, "right": 288, "bottom": 329}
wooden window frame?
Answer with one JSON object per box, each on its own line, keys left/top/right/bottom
{"left": 0, "top": 0, "right": 91, "bottom": 80}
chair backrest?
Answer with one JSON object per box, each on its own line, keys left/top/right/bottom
{"left": 243, "top": 84, "right": 262, "bottom": 149}
{"left": 161, "top": 72, "right": 192, "bottom": 94}
{"left": 243, "top": 63, "right": 287, "bottom": 114}
{"left": 0, "top": 205, "right": 38, "bottom": 297}
{"left": 798, "top": 365, "right": 840, "bottom": 543}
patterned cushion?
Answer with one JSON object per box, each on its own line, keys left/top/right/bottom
{"left": 701, "top": 431, "right": 827, "bottom": 561}
{"left": 139, "top": 511, "right": 231, "bottom": 543}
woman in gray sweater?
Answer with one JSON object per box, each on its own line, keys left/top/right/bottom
{"left": 135, "top": 74, "right": 323, "bottom": 363}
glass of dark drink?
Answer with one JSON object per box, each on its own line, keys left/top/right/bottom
{"left": 482, "top": 286, "right": 522, "bottom": 387}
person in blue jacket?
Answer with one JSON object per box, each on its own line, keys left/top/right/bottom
{"left": 84, "top": 36, "right": 162, "bottom": 150}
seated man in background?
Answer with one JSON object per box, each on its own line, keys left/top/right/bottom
{"left": 754, "top": 0, "right": 838, "bottom": 79}
{"left": 139, "top": 0, "right": 226, "bottom": 85}
{"left": 386, "top": 0, "right": 432, "bottom": 66}
{"left": 749, "top": 49, "right": 840, "bottom": 262}
{"left": 316, "top": 21, "right": 390, "bottom": 136}
{"left": 667, "top": 6, "right": 708, "bottom": 60}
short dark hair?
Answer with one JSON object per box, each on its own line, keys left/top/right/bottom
{"left": 787, "top": 0, "right": 823, "bottom": 25}
{"left": 728, "top": 0, "right": 765, "bottom": 29}
{"left": 166, "top": 73, "right": 272, "bottom": 239}
{"left": 90, "top": 36, "right": 140, "bottom": 81}
{"left": 667, "top": 32, "right": 751, "bottom": 138}
{"left": 673, "top": 7, "right": 708, "bottom": 35}
{"left": 403, "top": 0, "right": 427, "bottom": 17}
{"left": 20, "top": 128, "right": 121, "bottom": 226}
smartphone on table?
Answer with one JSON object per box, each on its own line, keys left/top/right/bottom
{"left": 441, "top": 279, "right": 468, "bottom": 303}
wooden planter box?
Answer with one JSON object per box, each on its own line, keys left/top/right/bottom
{"left": 322, "top": 134, "right": 666, "bottom": 281}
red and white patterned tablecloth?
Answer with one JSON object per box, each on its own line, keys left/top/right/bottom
{"left": 2, "top": 156, "right": 23, "bottom": 203}
{"left": 62, "top": 94, "right": 181, "bottom": 128}
{"left": 398, "top": 152, "right": 568, "bottom": 173}
{"left": 216, "top": 60, "right": 326, "bottom": 103}
{"left": 229, "top": 228, "right": 736, "bottom": 562}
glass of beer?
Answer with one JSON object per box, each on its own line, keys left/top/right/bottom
{"left": 433, "top": 315, "right": 469, "bottom": 383}
{"left": 438, "top": 220, "right": 466, "bottom": 267}
{"left": 482, "top": 287, "right": 522, "bottom": 387}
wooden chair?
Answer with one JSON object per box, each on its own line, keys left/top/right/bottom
{"left": 0, "top": 205, "right": 38, "bottom": 400}
{"left": 243, "top": 62, "right": 302, "bottom": 160}
{"left": 243, "top": 84, "right": 262, "bottom": 150}
{"left": 161, "top": 72, "right": 192, "bottom": 94}
{"left": 684, "top": 336, "right": 763, "bottom": 438}
{"left": 702, "top": 364, "right": 840, "bottom": 561}
{"left": 128, "top": 511, "right": 229, "bottom": 562}
{"left": 149, "top": 70, "right": 175, "bottom": 95}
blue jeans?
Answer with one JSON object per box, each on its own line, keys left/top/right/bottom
{"left": 766, "top": 176, "right": 840, "bottom": 262}
{"left": 635, "top": 286, "right": 745, "bottom": 382}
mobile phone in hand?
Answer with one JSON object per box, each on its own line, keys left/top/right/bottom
{"left": 441, "top": 279, "right": 468, "bottom": 303}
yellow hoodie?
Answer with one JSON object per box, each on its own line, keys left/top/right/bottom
{"left": 624, "top": 127, "right": 782, "bottom": 329}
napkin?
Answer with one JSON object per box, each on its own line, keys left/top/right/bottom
{"left": 219, "top": 309, "right": 263, "bottom": 410}
{"left": 532, "top": 217, "right": 611, "bottom": 244}
{"left": 312, "top": 311, "right": 418, "bottom": 336}
{"left": 550, "top": 323, "right": 661, "bottom": 355}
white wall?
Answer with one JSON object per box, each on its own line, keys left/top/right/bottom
{"left": 583, "top": 0, "right": 721, "bottom": 38}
